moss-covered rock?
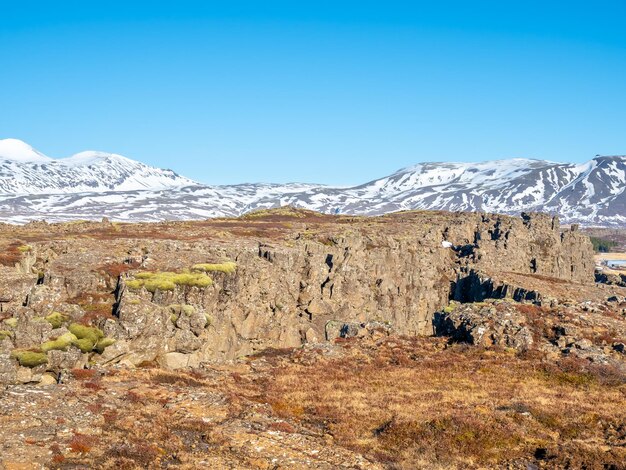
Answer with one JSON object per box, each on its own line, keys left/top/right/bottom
{"left": 73, "top": 338, "right": 95, "bottom": 353}
{"left": 0, "top": 330, "right": 12, "bottom": 340}
{"left": 45, "top": 311, "right": 69, "bottom": 329}
{"left": 192, "top": 261, "right": 237, "bottom": 274}
{"left": 66, "top": 323, "right": 115, "bottom": 354}
{"left": 69, "top": 323, "right": 104, "bottom": 344}
{"left": 169, "top": 304, "right": 196, "bottom": 316}
{"left": 41, "top": 332, "right": 78, "bottom": 352}
{"left": 94, "top": 337, "right": 116, "bottom": 354}
{"left": 11, "top": 349, "right": 48, "bottom": 367}
{"left": 126, "top": 271, "right": 212, "bottom": 292}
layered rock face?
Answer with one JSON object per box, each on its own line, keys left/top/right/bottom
{"left": 0, "top": 209, "right": 594, "bottom": 382}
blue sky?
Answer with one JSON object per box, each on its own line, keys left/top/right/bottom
{"left": 1, "top": 1, "right": 625, "bottom": 185}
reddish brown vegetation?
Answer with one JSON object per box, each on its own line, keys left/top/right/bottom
{"left": 68, "top": 433, "right": 95, "bottom": 454}
{"left": 70, "top": 368, "right": 97, "bottom": 380}
{"left": 97, "top": 260, "right": 140, "bottom": 278}
{"left": 0, "top": 241, "right": 27, "bottom": 266}
{"left": 255, "top": 337, "right": 626, "bottom": 468}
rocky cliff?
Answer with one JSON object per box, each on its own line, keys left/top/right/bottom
{"left": 0, "top": 209, "right": 594, "bottom": 383}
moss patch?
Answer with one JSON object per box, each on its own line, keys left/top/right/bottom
{"left": 126, "top": 271, "right": 212, "bottom": 293}
{"left": 69, "top": 323, "right": 104, "bottom": 343}
{"left": 169, "top": 304, "right": 196, "bottom": 316}
{"left": 68, "top": 323, "right": 115, "bottom": 353}
{"left": 192, "top": 262, "right": 237, "bottom": 274}
{"left": 94, "top": 337, "right": 116, "bottom": 354}
{"left": 12, "top": 349, "right": 48, "bottom": 367}
{"left": 41, "top": 333, "right": 78, "bottom": 352}
{"left": 45, "top": 311, "right": 70, "bottom": 329}
{"left": 74, "top": 338, "right": 96, "bottom": 353}
{"left": 0, "top": 330, "right": 12, "bottom": 340}
{"left": 3, "top": 318, "right": 17, "bottom": 328}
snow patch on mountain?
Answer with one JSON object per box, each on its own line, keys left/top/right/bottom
{"left": 0, "top": 138, "right": 52, "bottom": 163}
{"left": 0, "top": 139, "right": 624, "bottom": 227}
{"left": 0, "top": 139, "right": 198, "bottom": 195}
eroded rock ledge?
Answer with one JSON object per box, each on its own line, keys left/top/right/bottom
{"left": 0, "top": 209, "right": 595, "bottom": 383}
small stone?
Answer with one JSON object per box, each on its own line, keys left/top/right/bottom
{"left": 159, "top": 352, "right": 189, "bottom": 370}
{"left": 38, "top": 373, "right": 57, "bottom": 386}
{"left": 16, "top": 367, "right": 34, "bottom": 384}
{"left": 304, "top": 328, "right": 319, "bottom": 343}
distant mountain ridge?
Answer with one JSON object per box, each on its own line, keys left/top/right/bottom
{"left": 0, "top": 138, "right": 197, "bottom": 195}
{"left": 0, "top": 139, "right": 624, "bottom": 226}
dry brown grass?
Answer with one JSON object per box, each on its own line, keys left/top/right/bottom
{"left": 255, "top": 337, "right": 626, "bottom": 468}
{"left": 97, "top": 260, "right": 141, "bottom": 278}
{"left": 0, "top": 240, "right": 27, "bottom": 266}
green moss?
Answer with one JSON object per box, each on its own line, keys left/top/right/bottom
{"left": 181, "top": 305, "right": 196, "bottom": 315}
{"left": 204, "top": 314, "right": 212, "bottom": 327}
{"left": 73, "top": 338, "right": 95, "bottom": 353}
{"left": 12, "top": 349, "right": 48, "bottom": 367}
{"left": 126, "top": 271, "right": 212, "bottom": 293}
{"left": 41, "top": 333, "right": 77, "bottom": 352}
{"left": 69, "top": 323, "right": 104, "bottom": 344}
{"left": 125, "top": 279, "right": 144, "bottom": 290}
{"left": 170, "top": 313, "right": 179, "bottom": 323}
{"left": 192, "top": 262, "right": 237, "bottom": 274}
{"left": 0, "top": 330, "right": 12, "bottom": 340}
{"left": 3, "top": 318, "right": 17, "bottom": 328}
{"left": 169, "top": 303, "right": 195, "bottom": 318}
{"left": 17, "top": 245, "right": 32, "bottom": 253}
{"left": 45, "top": 311, "right": 69, "bottom": 329}
{"left": 67, "top": 323, "right": 115, "bottom": 353}
{"left": 94, "top": 337, "right": 116, "bottom": 354}
{"left": 443, "top": 301, "right": 460, "bottom": 314}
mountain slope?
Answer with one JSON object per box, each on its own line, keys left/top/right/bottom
{"left": 0, "top": 139, "right": 624, "bottom": 226}
{"left": 0, "top": 139, "right": 197, "bottom": 195}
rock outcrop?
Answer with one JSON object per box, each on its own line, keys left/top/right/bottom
{"left": 0, "top": 209, "right": 596, "bottom": 382}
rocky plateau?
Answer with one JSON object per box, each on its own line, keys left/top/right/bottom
{"left": 0, "top": 208, "right": 624, "bottom": 469}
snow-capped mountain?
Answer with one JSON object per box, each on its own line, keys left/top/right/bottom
{"left": 0, "top": 139, "right": 624, "bottom": 226}
{"left": 0, "top": 139, "right": 197, "bottom": 195}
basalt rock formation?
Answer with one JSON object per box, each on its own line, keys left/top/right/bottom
{"left": 0, "top": 208, "right": 595, "bottom": 383}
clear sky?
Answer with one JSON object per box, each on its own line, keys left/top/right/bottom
{"left": 1, "top": 1, "right": 625, "bottom": 185}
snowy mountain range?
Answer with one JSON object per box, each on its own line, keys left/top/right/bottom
{"left": 0, "top": 138, "right": 195, "bottom": 195}
{"left": 0, "top": 138, "right": 624, "bottom": 226}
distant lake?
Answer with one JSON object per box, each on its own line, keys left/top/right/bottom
{"left": 607, "top": 260, "right": 626, "bottom": 268}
